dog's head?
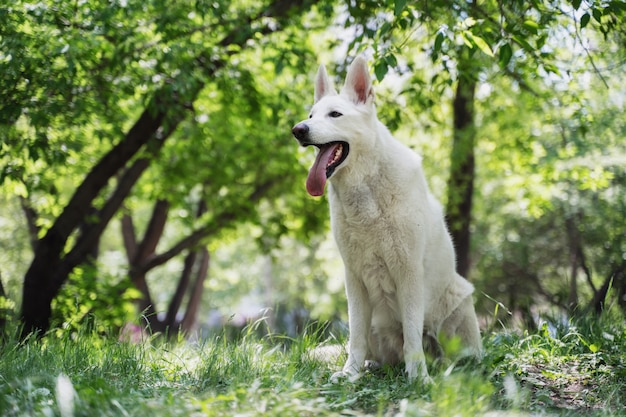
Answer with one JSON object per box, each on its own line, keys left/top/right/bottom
{"left": 292, "top": 56, "right": 376, "bottom": 197}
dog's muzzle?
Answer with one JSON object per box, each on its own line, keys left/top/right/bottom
{"left": 292, "top": 123, "right": 309, "bottom": 144}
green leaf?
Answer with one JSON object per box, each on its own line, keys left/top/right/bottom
{"left": 379, "top": 21, "right": 392, "bottom": 37}
{"left": 512, "top": 34, "right": 535, "bottom": 52}
{"left": 499, "top": 43, "right": 513, "bottom": 67}
{"left": 523, "top": 20, "right": 539, "bottom": 34}
{"left": 394, "top": 0, "right": 407, "bottom": 17}
{"left": 461, "top": 31, "right": 474, "bottom": 48}
{"left": 535, "top": 35, "right": 546, "bottom": 50}
{"left": 592, "top": 7, "right": 602, "bottom": 22}
{"left": 471, "top": 34, "right": 494, "bottom": 57}
{"left": 384, "top": 53, "right": 397, "bottom": 68}
{"left": 434, "top": 32, "right": 445, "bottom": 53}
{"left": 463, "top": 17, "right": 477, "bottom": 28}
{"left": 609, "top": 1, "right": 626, "bottom": 11}
{"left": 543, "top": 62, "right": 560, "bottom": 75}
{"left": 374, "top": 60, "right": 388, "bottom": 81}
{"left": 572, "top": 0, "right": 582, "bottom": 10}
{"left": 580, "top": 13, "right": 590, "bottom": 28}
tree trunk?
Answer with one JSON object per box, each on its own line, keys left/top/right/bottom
{"left": 0, "top": 272, "right": 6, "bottom": 332}
{"left": 180, "top": 248, "right": 210, "bottom": 333}
{"left": 19, "top": 196, "right": 40, "bottom": 250}
{"left": 589, "top": 272, "right": 614, "bottom": 315}
{"left": 445, "top": 71, "right": 477, "bottom": 279}
{"left": 20, "top": 101, "right": 173, "bottom": 338}
{"left": 614, "top": 265, "right": 626, "bottom": 312}
{"left": 565, "top": 215, "right": 580, "bottom": 311}
{"left": 167, "top": 200, "right": 209, "bottom": 333}
{"left": 165, "top": 250, "right": 197, "bottom": 328}
{"left": 122, "top": 199, "right": 169, "bottom": 331}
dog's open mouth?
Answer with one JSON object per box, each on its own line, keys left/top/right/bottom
{"left": 306, "top": 141, "right": 349, "bottom": 197}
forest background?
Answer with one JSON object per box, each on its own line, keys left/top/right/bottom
{"left": 1, "top": 0, "right": 625, "bottom": 339}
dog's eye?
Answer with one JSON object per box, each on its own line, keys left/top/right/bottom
{"left": 308, "top": 114, "right": 312, "bottom": 119}
{"left": 329, "top": 111, "right": 343, "bottom": 118}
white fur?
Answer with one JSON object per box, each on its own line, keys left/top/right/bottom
{"left": 293, "top": 56, "right": 482, "bottom": 382}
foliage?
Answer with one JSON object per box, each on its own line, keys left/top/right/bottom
{"left": 0, "top": 0, "right": 331, "bottom": 334}
{"left": 338, "top": 0, "right": 626, "bottom": 321}
{"left": 51, "top": 265, "right": 141, "bottom": 334}
{"left": 344, "top": 0, "right": 625, "bottom": 84}
{"left": 471, "top": 45, "right": 626, "bottom": 320}
{"left": 1, "top": 316, "right": 625, "bottom": 416}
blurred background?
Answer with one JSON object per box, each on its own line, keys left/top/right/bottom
{"left": 1, "top": 0, "right": 625, "bottom": 339}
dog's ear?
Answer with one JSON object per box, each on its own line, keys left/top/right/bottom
{"left": 342, "top": 56, "right": 374, "bottom": 105}
{"left": 314, "top": 64, "right": 337, "bottom": 103}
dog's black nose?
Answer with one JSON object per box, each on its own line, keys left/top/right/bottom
{"left": 292, "top": 123, "right": 309, "bottom": 142}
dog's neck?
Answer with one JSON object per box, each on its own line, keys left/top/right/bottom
{"left": 334, "top": 120, "right": 395, "bottom": 182}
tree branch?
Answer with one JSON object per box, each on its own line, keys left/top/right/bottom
{"left": 121, "top": 209, "right": 137, "bottom": 263}
{"left": 19, "top": 196, "right": 40, "bottom": 251}
{"left": 58, "top": 153, "right": 163, "bottom": 288}
{"left": 134, "top": 199, "right": 170, "bottom": 264}
{"left": 139, "top": 180, "right": 276, "bottom": 273}
{"left": 140, "top": 212, "right": 236, "bottom": 273}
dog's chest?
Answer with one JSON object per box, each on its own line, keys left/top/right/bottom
{"left": 329, "top": 183, "right": 412, "bottom": 303}
{"left": 329, "top": 182, "right": 393, "bottom": 226}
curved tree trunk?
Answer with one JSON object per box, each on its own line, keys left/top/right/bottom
{"left": 20, "top": 102, "right": 173, "bottom": 338}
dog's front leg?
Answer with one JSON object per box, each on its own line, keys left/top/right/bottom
{"left": 332, "top": 268, "right": 371, "bottom": 382}
{"left": 397, "top": 271, "right": 431, "bottom": 383}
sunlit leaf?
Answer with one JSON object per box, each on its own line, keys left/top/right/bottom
{"left": 523, "top": 20, "right": 539, "bottom": 34}
{"left": 463, "top": 17, "right": 477, "bottom": 28}
{"left": 470, "top": 33, "right": 494, "bottom": 57}
{"left": 384, "top": 53, "right": 397, "bottom": 68}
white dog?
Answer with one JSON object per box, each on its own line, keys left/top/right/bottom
{"left": 292, "top": 56, "right": 482, "bottom": 382}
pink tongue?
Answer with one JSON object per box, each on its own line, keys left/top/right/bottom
{"left": 306, "top": 144, "right": 341, "bottom": 197}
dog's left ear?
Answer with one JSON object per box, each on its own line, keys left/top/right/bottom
{"left": 314, "top": 64, "right": 337, "bottom": 103}
{"left": 342, "top": 56, "right": 375, "bottom": 105}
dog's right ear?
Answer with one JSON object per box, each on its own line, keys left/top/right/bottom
{"left": 314, "top": 64, "right": 337, "bottom": 103}
{"left": 342, "top": 56, "right": 374, "bottom": 105}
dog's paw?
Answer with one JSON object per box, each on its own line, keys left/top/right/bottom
{"left": 330, "top": 370, "right": 362, "bottom": 384}
{"left": 329, "top": 371, "right": 345, "bottom": 383}
{"left": 364, "top": 360, "right": 381, "bottom": 371}
{"left": 405, "top": 360, "right": 432, "bottom": 385}
{"left": 405, "top": 369, "right": 434, "bottom": 385}
{"left": 420, "top": 374, "right": 435, "bottom": 385}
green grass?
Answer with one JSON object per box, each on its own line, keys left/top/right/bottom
{"left": 1, "top": 317, "right": 625, "bottom": 416}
